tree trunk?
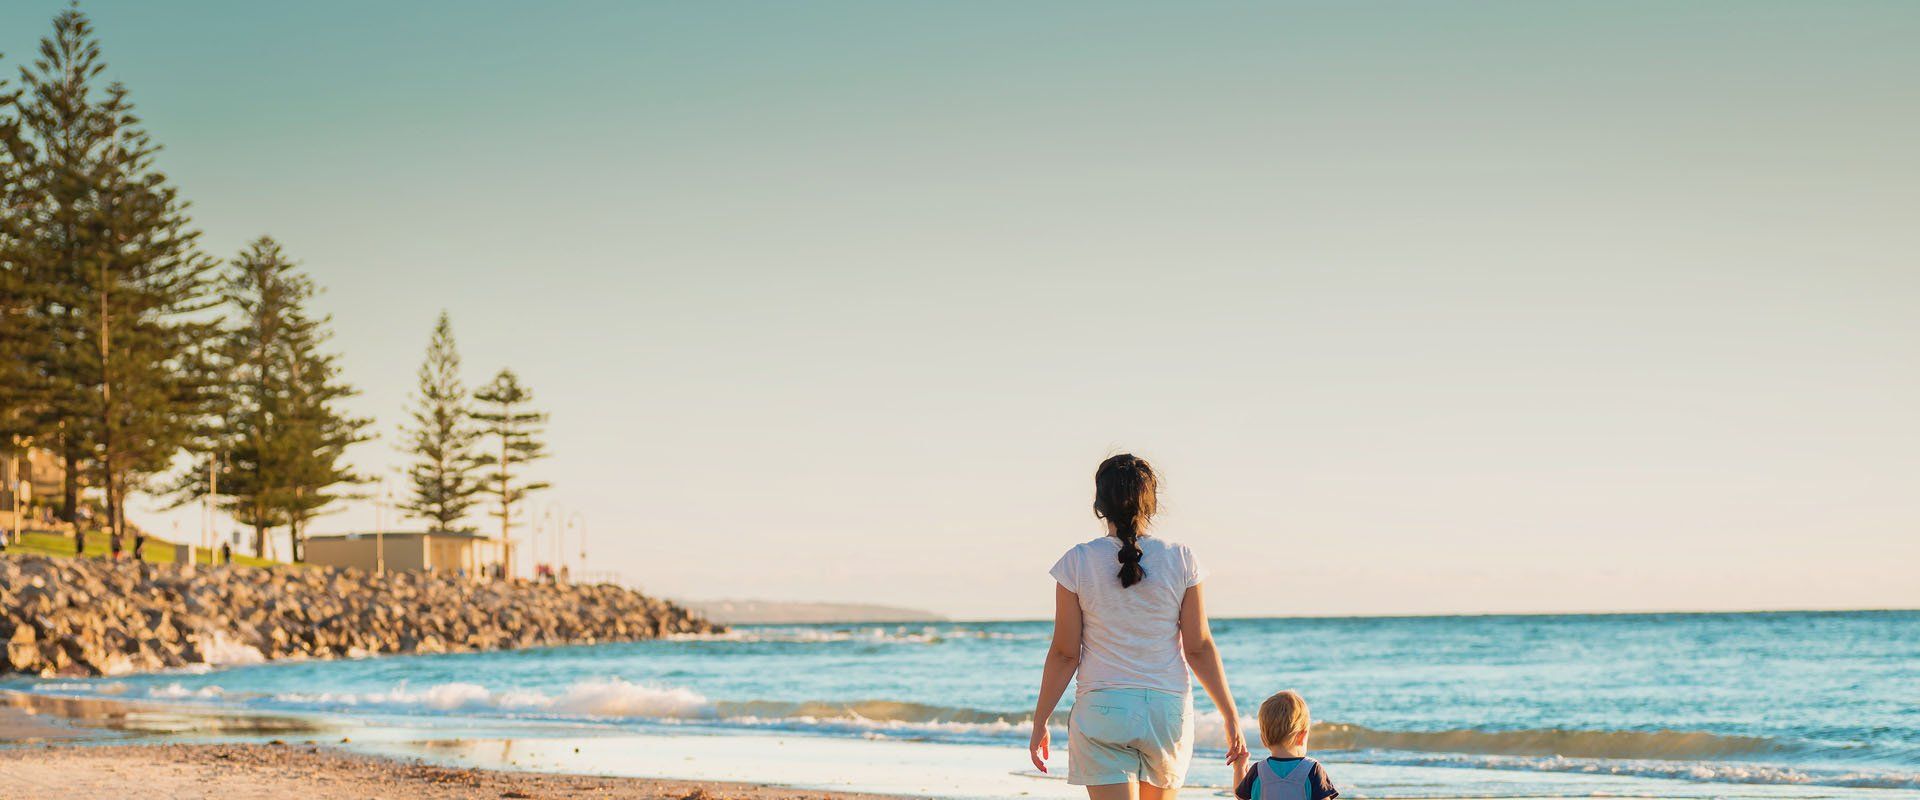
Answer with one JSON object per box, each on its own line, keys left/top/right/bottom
{"left": 60, "top": 436, "right": 78, "bottom": 524}
{"left": 289, "top": 488, "right": 305, "bottom": 562}
{"left": 98, "top": 264, "right": 119, "bottom": 553}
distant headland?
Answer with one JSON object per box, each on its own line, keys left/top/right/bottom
{"left": 684, "top": 599, "right": 947, "bottom": 625}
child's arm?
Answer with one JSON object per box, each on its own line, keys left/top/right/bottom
{"left": 1310, "top": 762, "right": 1340, "bottom": 800}
{"left": 1233, "top": 762, "right": 1257, "bottom": 800}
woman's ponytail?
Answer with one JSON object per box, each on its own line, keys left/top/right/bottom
{"left": 1093, "top": 454, "right": 1158, "bottom": 588}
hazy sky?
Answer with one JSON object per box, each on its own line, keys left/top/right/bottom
{"left": 5, "top": 2, "right": 1916, "bottom": 619}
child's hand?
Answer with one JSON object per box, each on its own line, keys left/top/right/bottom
{"left": 1028, "top": 720, "right": 1051, "bottom": 773}
{"left": 1224, "top": 727, "right": 1250, "bottom": 766}
{"left": 1231, "top": 751, "right": 1251, "bottom": 788}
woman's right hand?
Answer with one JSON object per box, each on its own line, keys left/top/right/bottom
{"left": 1028, "top": 719, "right": 1052, "bottom": 773}
{"left": 1223, "top": 724, "right": 1250, "bottom": 766}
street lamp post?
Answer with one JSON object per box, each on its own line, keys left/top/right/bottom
{"left": 7, "top": 443, "right": 21, "bottom": 549}
{"left": 566, "top": 512, "right": 586, "bottom": 577}
{"left": 373, "top": 476, "right": 386, "bottom": 575}
{"left": 547, "top": 504, "right": 564, "bottom": 581}
{"left": 526, "top": 501, "right": 568, "bottom": 582}
{"left": 203, "top": 452, "right": 221, "bottom": 564}
{"left": 551, "top": 506, "right": 564, "bottom": 578}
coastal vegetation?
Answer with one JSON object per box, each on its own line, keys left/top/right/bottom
{"left": 471, "top": 368, "right": 550, "bottom": 546}
{"left": 0, "top": 8, "right": 553, "bottom": 560}
{"left": 167, "top": 237, "right": 370, "bottom": 562}
{"left": 398, "top": 312, "right": 485, "bottom": 532}
{"left": 0, "top": 9, "right": 218, "bottom": 556}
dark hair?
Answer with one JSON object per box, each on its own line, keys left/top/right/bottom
{"left": 1093, "top": 453, "right": 1157, "bottom": 588}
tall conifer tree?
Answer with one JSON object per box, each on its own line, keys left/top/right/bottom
{"left": 175, "top": 238, "right": 366, "bottom": 559}
{"left": 472, "top": 369, "right": 550, "bottom": 552}
{"left": 275, "top": 266, "right": 369, "bottom": 561}
{"left": 15, "top": 10, "right": 217, "bottom": 551}
{"left": 400, "top": 312, "right": 481, "bottom": 531}
{"left": 0, "top": 49, "right": 47, "bottom": 446}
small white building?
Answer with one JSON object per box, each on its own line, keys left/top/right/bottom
{"left": 304, "top": 531, "right": 509, "bottom": 578}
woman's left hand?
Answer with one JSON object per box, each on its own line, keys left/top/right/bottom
{"left": 1028, "top": 720, "right": 1052, "bottom": 773}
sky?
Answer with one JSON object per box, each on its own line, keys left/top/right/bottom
{"left": 3, "top": 1, "right": 1916, "bottom": 619}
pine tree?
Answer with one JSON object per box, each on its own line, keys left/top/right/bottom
{"left": 275, "top": 262, "right": 369, "bottom": 561}
{"left": 14, "top": 10, "right": 218, "bottom": 552}
{"left": 0, "top": 49, "right": 47, "bottom": 446}
{"left": 174, "top": 238, "right": 366, "bottom": 559}
{"left": 400, "top": 312, "right": 481, "bottom": 531}
{"left": 10, "top": 11, "right": 105, "bottom": 527}
{"left": 472, "top": 369, "right": 550, "bottom": 552}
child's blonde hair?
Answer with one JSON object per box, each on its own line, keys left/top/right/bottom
{"left": 1258, "top": 690, "right": 1310, "bottom": 748}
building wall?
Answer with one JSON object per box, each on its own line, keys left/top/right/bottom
{"left": 428, "top": 537, "right": 465, "bottom": 573}
{"left": 306, "top": 536, "right": 428, "bottom": 573}
{"left": 2, "top": 446, "right": 67, "bottom": 524}
{"left": 306, "top": 534, "right": 504, "bottom": 578}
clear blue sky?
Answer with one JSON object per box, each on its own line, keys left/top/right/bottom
{"left": 5, "top": 1, "right": 1916, "bottom": 618}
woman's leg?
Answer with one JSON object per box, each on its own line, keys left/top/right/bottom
{"left": 1086, "top": 782, "right": 1139, "bottom": 800}
{"left": 1138, "top": 781, "right": 1178, "bottom": 800}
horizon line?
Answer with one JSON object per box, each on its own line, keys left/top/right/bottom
{"left": 772, "top": 605, "right": 1920, "bottom": 625}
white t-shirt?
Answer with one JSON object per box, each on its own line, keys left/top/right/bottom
{"left": 1049, "top": 534, "right": 1206, "bottom": 697}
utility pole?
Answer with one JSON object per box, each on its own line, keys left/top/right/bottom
{"left": 374, "top": 476, "right": 387, "bottom": 575}
{"left": 7, "top": 444, "right": 19, "bottom": 549}
{"left": 201, "top": 455, "right": 215, "bottom": 561}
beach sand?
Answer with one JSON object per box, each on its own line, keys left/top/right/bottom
{"left": 0, "top": 696, "right": 1723, "bottom": 800}
{"left": 0, "top": 700, "right": 904, "bottom": 800}
{"left": 0, "top": 741, "right": 911, "bottom": 799}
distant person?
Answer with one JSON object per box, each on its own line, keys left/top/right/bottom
{"left": 1234, "top": 691, "right": 1339, "bottom": 800}
{"left": 1028, "top": 454, "right": 1248, "bottom": 800}
{"left": 220, "top": 542, "right": 232, "bottom": 565}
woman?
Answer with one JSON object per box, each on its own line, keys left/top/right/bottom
{"left": 1029, "top": 454, "right": 1249, "bottom": 799}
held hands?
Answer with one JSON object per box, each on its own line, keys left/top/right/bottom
{"left": 1029, "top": 719, "right": 1052, "bottom": 773}
{"left": 1224, "top": 723, "right": 1251, "bottom": 772}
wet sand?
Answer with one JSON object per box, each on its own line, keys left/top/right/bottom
{"left": 0, "top": 741, "right": 907, "bottom": 800}
{"left": 0, "top": 693, "right": 1685, "bottom": 799}
{"left": 0, "top": 697, "right": 904, "bottom": 800}
{"left": 0, "top": 702, "right": 89, "bottom": 742}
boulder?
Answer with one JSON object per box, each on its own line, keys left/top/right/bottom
{"left": 0, "top": 552, "right": 722, "bottom": 677}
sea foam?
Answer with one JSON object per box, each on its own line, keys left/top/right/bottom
{"left": 103, "top": 676, "right": 1920, "bottom": 792}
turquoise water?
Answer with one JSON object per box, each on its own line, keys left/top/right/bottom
{"left": 9, "top": 611, "right": 1918, "bottom": 795}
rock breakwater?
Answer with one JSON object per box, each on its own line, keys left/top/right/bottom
{"left": 0, "top": 554, "right": 719, "bottom": 677}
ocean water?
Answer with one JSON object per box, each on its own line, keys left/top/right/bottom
{"left": 8, "top": 611, "right": 1918, "bottom": 797}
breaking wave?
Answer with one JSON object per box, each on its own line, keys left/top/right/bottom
{"left": 263, "top": 678, "right": 713, "bottom": 719}
{"left": 88, "top": 678, "right": 1920, "bottom": 792}
{"left": 1344, "top": 751, "right": 1920, "bottom": 791}
{"left": 1210, "top": 716, "right": 1783, "bottom": 761}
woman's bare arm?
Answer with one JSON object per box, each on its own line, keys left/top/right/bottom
{"left": 1028, "top": 582, "right": 1083, "bottom": 773}
{"left": 1182, "top": 582, "right": 1250, "bottom": 769}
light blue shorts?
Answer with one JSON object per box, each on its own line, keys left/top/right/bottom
{"left": 1067, "top": 688, "right": 1195, "bottom": 788}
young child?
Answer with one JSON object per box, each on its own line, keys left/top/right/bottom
{"left": 1234, "top": 690, "right": 1340, "bottom": 800}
